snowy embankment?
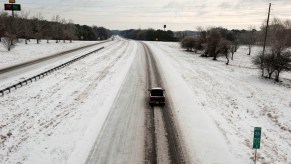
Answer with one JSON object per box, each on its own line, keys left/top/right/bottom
{"left": 0, "top": 39, "right": 137, "bottom": 163}
{"left": 0, "top": 39, "right": 100, "bottom": 68}
{"left": 0, "top": 40, "right": 115, "bottom": 91}
{"left": 146, "top": 42, "right": 291, "bottom": 163}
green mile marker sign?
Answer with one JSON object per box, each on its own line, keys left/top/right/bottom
{"left": 253, "top": 127, "right": 262, "bottom": 149}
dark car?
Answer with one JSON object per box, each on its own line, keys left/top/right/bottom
{"left": 148, "top": 87, "right": 165, "bottom": 106}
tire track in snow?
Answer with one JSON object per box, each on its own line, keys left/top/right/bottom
{"left": 85, "top": 41, "right": 144, "bottom": 164}
{"left": 142, "top": 42, "right": 188, "bottom": 163}
{"left": 143, "top": 42, "right": 157, "bottom": 164}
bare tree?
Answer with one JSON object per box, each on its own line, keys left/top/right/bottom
{"left": 2, "top": 36, "right": 16, "bottom": 51}
{"left": 0, "top": 12, "right": 8, "bottom": 42}
{"left": 61, "top": 18, "right": 68, "bottom": 43}
{"left": 273, "top": 51, "right": 291, "bottom": 81}
{"left": 252, "top": 52, "right": 265, "bottom": 75}
{"left": 196, "top": 27, "right": 207, "bottom": 43}
{"left": 230, "top": 40, "right": 240, "bottom": 60}
{"left": 264, "top": 53, "right": 276, "bottom": 79}
{"left": 66, "top": 20, "right": 76, "bottom": 43}
{"left": 1, "top": 13, "right": 22, "bottom": 51}
{"left": 284, "top": 19, "right": 291, "bottom": 47}
{"left": 32, "top": 13, "right": 47, "bottom": 44}
{"left": 219, "top": 39, "right": 231, "bottom": 65}
{"left": 43, "top": 23, "right": 53, "bottom": 43}
{"left": 253, "top": 51, "right": 291, "bottom": 81}
{"left": 51, "top": 15, "right": 62, "bottom": 43}
{"left": 264, "top": 18, "right": 291, "bottom": 81}
{"left": 240, "top": 26, "right": 257, "bottom": 55}
{"left": 267, "top": 18, "right": 290, "bottom": 55}
{"left": 181, "top": 36, "right": 196, "bottom": 51}
{"left": 20, "top": 11, "right": 32, "bottom": 44}
{"left": 196, "top": 27, "right": 207, "bottom": 55}
{"left": 205, "top": 28, "right": 221, "bottom": 60}
{"left": 253, "top": 52, "right": 275, "bottom": 79}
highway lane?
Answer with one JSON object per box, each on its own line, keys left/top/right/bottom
{"left": 86, "top": 41, "right": 146, "bottom": 164}
{"left": 142, "top": 42, "right": 188, "bottom": 164}
{"left": 86, "top": 41, "right": 188, "bottom": 163}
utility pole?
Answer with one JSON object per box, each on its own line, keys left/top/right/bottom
{"left": 262, "top": 3, "right": 271, "bottom": 77}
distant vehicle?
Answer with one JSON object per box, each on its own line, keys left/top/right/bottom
{"left": 148, "top": 87, "right": 165, "bottom": 106}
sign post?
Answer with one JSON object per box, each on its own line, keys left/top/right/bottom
{"left": 253, "top": 127, "right": 262, "bottom": 164}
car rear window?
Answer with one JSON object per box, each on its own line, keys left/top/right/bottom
{"left": 151, "top": 90, "right": 163, "bottom": 96}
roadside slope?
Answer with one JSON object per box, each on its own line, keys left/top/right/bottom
{"left": 146, "top": 41, "right": 291, "bottom": 163}
{"left": 146, "top": 41, "right": 243, "bottom": 163}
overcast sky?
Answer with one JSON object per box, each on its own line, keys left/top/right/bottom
{"left": 1, "top": 0, "right": 290, "bottom": 31}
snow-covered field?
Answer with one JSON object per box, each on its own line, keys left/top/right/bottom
{"left": 146, "top": 42, "right": 291, "bottom": 163}
{"left": 0, "top": 38, "right": 290, "bottom": 163}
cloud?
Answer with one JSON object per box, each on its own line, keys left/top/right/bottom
{"left": 163, "top": 1, "right": 185, "bottom": 9}
{"left": 218, "top": 2, "right": 232, "bottom": 9}
{"left": 17, "top": 0, "right": 291, "bottom": 31}
{"left": 238, "top": 0, "right": 291, "bottom": 3}
{"left": 200, "top": 4, "right": 206, "bottom": 9}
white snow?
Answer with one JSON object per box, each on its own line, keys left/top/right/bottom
{"left": 0, "top": 37, "right": 138, "bottom": 164}
{"left": 145, "top": 41, "right": 291, "bottom": 163}
{"left": 0, "top": 40, "right": 115, "bottom": 90}
{"left": 68, "top": 40, "right": 138, "bottom": 164}
{"left": 0, "top": 39, "right": 100, "bottom": 68}
{"left": 0, "top": 37, "right": 290, "bottom": 164}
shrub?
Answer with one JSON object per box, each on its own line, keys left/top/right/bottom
{"left": 252, "top": 51, "right": 291, "bottom": 81}
{"left": 181, "top": 36, "right": 196, "bottom": 51}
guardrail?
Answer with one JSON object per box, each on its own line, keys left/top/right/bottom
{"left": 0, "top": 47, "right": 104, "bottom": 97}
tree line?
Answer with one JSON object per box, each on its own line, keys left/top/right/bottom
{"left": 115, "top": 29, "right": 176, "bottom": 41}
{"left": 0, "top": 11, "right": 112, "bottom": 51}
{"left": 180, "top": 18, "right": 291, "bottom": 82}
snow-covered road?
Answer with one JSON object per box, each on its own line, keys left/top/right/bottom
{"left": 0, "top": 37, "right": 290, "bottom": 164}
{"left": 85, "top": 41, "right": 145, "bottom": 164}
{"left": 85, "top": 41, "right": 187, "bottom": 164}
